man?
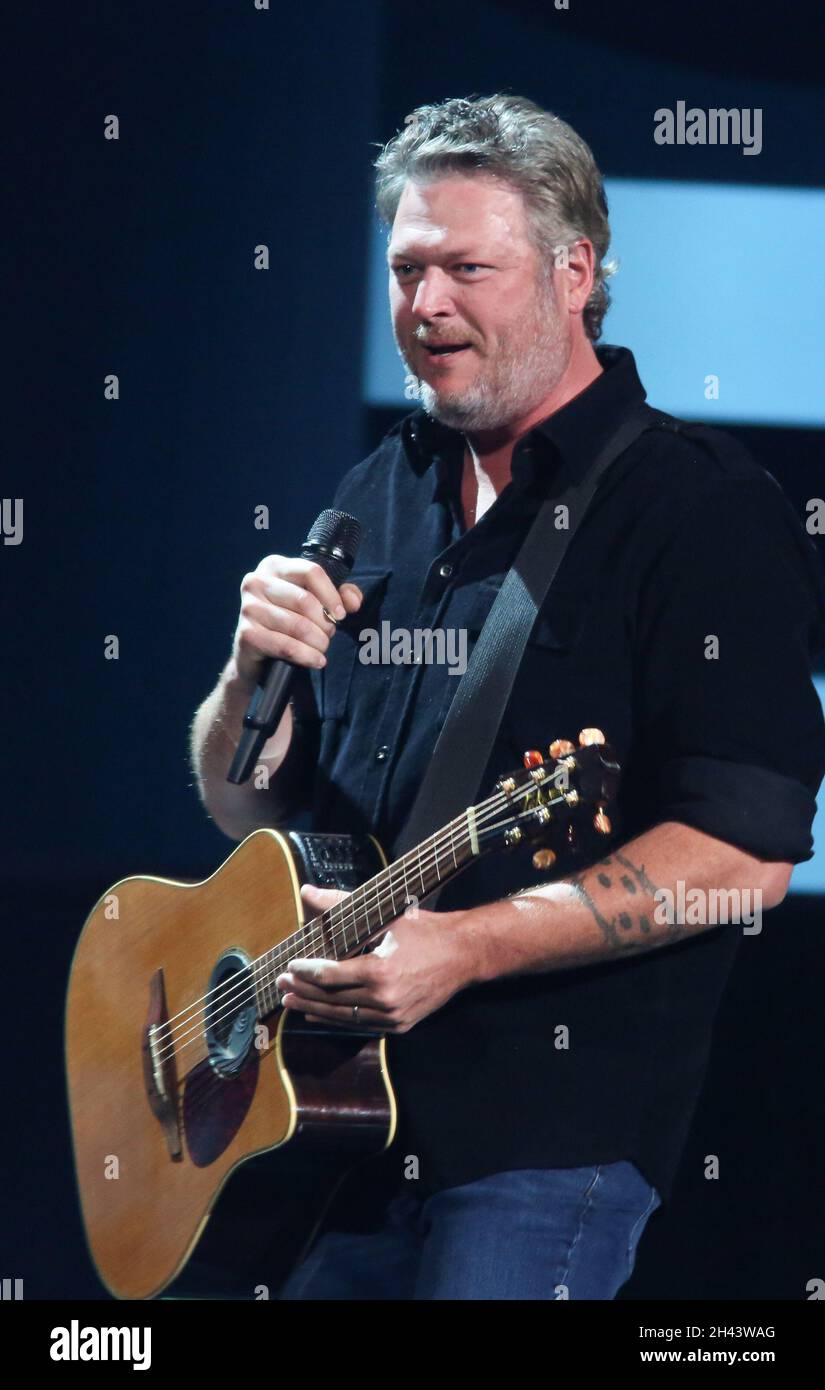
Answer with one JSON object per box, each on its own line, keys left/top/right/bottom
{"left": 190, "top": 94, "right": 825, "bottom": 1299}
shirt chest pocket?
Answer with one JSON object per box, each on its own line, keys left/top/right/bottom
{"left": 464, "top": 580, "right": 593, "bottom": 652}
{"left": 320, "top": 566, "right": 393, "bottom": 721}
{"left": 435, "top": 580, "right": 594, "bottom": 734}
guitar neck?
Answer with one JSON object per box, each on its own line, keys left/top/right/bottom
{"left": 319, "top": 809, "right": 482, "bottom": 957}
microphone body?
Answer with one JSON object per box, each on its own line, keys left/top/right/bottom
{"left": 226, "top": 509, "right": 361, "bottom": 784}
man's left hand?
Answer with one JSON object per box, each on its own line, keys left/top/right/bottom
{"left": 276, "top": 883, "right": 474, "bottom": 1033}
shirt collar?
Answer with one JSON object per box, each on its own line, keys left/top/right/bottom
{"left": 401, "top": 344, "right": 648, "bottom": 493}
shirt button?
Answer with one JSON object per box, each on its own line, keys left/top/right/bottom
{"left": 439, "top": 563, "right": 453, "bottom": 578}
{"left": 375, "top": 745, "right": 390, "bottom": 762}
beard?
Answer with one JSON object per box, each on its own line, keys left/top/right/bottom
{"left": 396, "top": 277, "right": 572, "bottom": 432}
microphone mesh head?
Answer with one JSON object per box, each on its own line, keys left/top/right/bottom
{"left": 304, "top": 509, "right": 362, "bottom": 582}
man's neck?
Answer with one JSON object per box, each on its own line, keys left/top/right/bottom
{"left": 459, "top": 337, "right": 603, "bottom": 528}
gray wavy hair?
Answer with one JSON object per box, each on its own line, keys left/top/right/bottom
{"left": 373, "top": 93, "right": 615, "bottom": 342}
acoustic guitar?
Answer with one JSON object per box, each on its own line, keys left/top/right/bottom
{"left": 65, "top": 729, "right": 618, "bottom": 1299}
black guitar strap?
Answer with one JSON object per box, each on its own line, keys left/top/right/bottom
{"left": 394, "top": 402, "right": 683, "bottom": 905}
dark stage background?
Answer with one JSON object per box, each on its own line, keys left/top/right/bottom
{"left": 4, "top": 0, "right": 825, "bottom": 1300}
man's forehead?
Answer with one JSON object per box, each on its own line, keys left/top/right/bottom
{"left": 387, "top": 176, "right": 528, "bottom": 258}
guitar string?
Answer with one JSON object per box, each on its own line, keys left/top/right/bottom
{"left": 171, "top": 788, "right": 576, "bottom": 1120}
{"left": 150, "top": 776, "right": 578, "bottom": 1069}
{"left": 151, "top": 795, "right": 506, "bottom": 1049}
{"left": 148, "top": 785, "right": 524, "bottom": 1056}
{"left": 149, "top": 771, "right": 576, "bottom": 1068}
{"left": 150, "top": 785, "right": 547, "bottom": 1067}
{"left": 151, "top": 774, "right": 585, "bottom": 1075}
{"left": 176, "top": 805, "right": 603, "bottom": 1124}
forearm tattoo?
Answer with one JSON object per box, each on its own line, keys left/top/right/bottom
{"left": 567, "top": 850, "right": 685, "bottom": 952}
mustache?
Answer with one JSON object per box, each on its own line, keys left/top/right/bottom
{"left": 414, "top": 332, "right": 475, "bottom": 348}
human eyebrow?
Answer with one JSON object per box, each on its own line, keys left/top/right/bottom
{"left": 386, "top": 248, "right": 486, "bottom": 266}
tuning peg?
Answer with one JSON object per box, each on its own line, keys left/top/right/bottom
{"left": 578, "top": 728, "right": 605, "bottom": 747}
{"left": 549, "top": 739, "right": 575, "bottom": 758}
{"left": 565, "top": 824, "right": 578, "bottom": 852}
{"left": 523, "top": 749, "right": 544, "bottom": 768}
{"left": 593, "top": 805, "right": 612, "bottom": 835}
{"left": 532, "top": 848, "right": 557, "bottom": 870}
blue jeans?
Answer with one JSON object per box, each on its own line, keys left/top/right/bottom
{"left": 279, "top": 1160, "right": 661, "bottom": 1300}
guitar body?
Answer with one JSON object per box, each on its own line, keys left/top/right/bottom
{"left": 65, "top": 829, "right": 392, "bottom": 1301}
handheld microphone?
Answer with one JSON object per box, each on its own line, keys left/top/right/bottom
{"left": 226, "top": 508, "right": 362, "bottom": 785}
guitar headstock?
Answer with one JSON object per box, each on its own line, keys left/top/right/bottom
{"left": 471, "top": 728, "right": 620, "bottom": 867}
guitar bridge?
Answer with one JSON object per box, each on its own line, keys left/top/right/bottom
{"left": 141, "top": 968, "right": 183, "bottom": 1161}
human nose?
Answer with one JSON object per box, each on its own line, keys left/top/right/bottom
{"left": 411, "top": 267, "right": 456, "bottom": 319}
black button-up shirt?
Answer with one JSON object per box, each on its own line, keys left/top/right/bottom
{"left": 285, "top": 344, "right": 825, "bottom": 1203}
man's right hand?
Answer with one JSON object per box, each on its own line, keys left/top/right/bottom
{"left": 231, "top": 554, "right": 363, "bottom": 689}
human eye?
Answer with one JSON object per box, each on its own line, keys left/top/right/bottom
{"left": 391, "top": 263, "right": 418, "bottom": 278}
{"left": 454, "top": 263, "right": 493, "bottom": 278}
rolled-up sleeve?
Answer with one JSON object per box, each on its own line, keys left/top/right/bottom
{"left": 633, "top": 472, "right": 825, "bottom": 862}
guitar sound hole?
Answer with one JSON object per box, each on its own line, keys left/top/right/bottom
{"left": 205, "top": 950, "right": 256, "bottom": 1077}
